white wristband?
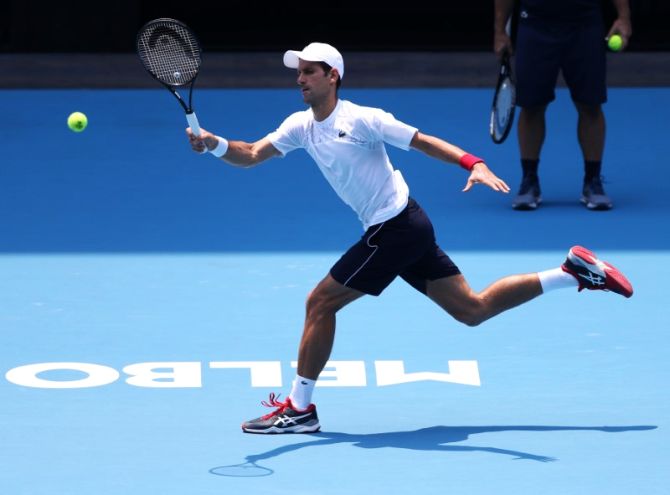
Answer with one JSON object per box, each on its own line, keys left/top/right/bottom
{"left": 209, "top": 136, "right": 229, "bottom": 158}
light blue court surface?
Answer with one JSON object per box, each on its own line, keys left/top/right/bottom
{"left": 1, "top": 88, "right": 668, "bottom": 494}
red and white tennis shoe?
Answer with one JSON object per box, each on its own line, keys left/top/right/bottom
{"left": 561, "top": 246, "right": 633, "bottom": 298}
{"left": 241, "top": 393, "right": 320, "bottom": 434}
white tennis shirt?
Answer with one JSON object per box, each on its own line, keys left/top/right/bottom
{"left": 266, "top": 99, "right": 418, "bottom": 230}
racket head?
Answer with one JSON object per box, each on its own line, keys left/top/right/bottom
{"left": 136, "top": 18, "right": 202, "bottom": 87}
{"left": 489, "top": 54, "right": 517, "bottom": 144}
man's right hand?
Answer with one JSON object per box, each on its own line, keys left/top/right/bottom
{"left": 186, "top": 127, "right": 217, "bottom": 154}
{"left": 494, "top": 32, "right": 514, "bottom": 59}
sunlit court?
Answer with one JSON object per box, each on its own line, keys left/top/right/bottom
{"left": 1, "top": 3, "right": 669, "bottom": 494}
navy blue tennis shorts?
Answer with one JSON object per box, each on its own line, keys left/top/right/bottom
{"left": 515, "top": 15, "right": 607, "bottom": 107}
{"left": 330, "top": 198, "right": 461, "bottom": 296}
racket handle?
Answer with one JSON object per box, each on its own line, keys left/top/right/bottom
{"left": 186, "top": 111, "right": 201, "bottom": 136}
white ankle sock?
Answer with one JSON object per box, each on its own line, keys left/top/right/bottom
{"left": 538, "top": 267, "right": 578, "bottom": 293}
{"left": 289, "top": 375, "right": 316, "bottom": 410}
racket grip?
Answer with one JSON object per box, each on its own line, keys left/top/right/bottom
{"left": 186, "top": 111, "right": 201, "bottom": 136}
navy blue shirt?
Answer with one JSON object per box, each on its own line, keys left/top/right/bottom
{"left": 520, "top": 0, "right": 603, "bottom": 22}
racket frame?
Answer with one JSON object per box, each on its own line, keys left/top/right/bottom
{"left": 489, "top": 53, "right": 516, "bottom": 144}
{"left": 136, "top": 18, "right": 202, "bottom": 135}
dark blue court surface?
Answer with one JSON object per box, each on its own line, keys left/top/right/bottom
{"left": 1, "top": 87, "right": 668, "bottom": 494}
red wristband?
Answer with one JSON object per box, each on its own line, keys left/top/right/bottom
{"left": 459, "top": 153, "right": 484, "bottom": 171}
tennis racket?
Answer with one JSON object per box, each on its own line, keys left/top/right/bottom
{"left": 136, "top": 18, "right": 202, "bottom": 136}
{"left": 489, "top": 52, "right": 516, "bottom": 144}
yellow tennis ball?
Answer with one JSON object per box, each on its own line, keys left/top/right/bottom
{"left": 67, "top": 111, "right": 88, "bottom": 132}
{"left": 608, "top": 34, "right": 623, "bottom": 52}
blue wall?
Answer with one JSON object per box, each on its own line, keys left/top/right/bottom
{"left": 1, "top": 88, "right": 668, "bottom": 252}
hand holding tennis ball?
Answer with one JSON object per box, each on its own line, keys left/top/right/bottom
{"left": 67, "top": 111, "right": 88, "bottom": 132}
{"left": 607, "top": 34, "right": 623, "bottom": 52}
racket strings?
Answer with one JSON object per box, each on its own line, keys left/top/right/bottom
{"left": 494, "top": 81, "right": 514, "bottom": 128}
{"left": 137, "top": 21, "right": 200, "bottom": 86}
{"left": 491, "top": 75, "right": 516, "bottom": 142}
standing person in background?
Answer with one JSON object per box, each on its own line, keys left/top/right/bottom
{"left": 494, "top": 0, "right": 632, "bottom": 210}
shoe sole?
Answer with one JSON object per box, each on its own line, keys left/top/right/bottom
{"left": 512, "top": 197, "right": 542, "bottom": 210}
{"left": 568, "top": 246, "right": 633, "bottom": 298}
{"left": 242, "top": 422, "right": 321, "bottom": 434}
{"left": 581, "top": 197, "right": 613, "bottom": 210}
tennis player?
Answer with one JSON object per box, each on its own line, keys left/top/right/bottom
{"left": 186, "top": 43, "right": 633, "bottom": 434}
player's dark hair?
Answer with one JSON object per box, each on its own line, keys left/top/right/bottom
{"left": 318, "top": 62, "right": 342, "bottom": 90}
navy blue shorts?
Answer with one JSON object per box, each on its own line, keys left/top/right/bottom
{"left": 515, "top": 15, "right": 607, "bottom": 107}
{"left": 330, "top": 198, "right": 461, "bottom": 296}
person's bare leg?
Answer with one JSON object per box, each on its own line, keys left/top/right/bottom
{"left": 518, "top": 105, "right": 547, "bottom": 160}
{"left": 426, "top": 273, "right": 543, "bottom": 327}
{"left": 574, "top": 102, "right": 605, "bottom": 162}
{"left": 241, "top": 275, "right": 363, "bottom": 431}
{"left": 574, "top": 101, "right": 612, "bottom": 208}
{"left": 297, "top": 274, "right": 364, "bottom": 379}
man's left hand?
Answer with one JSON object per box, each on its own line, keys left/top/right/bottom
{"left": 463, "top": 162, "right": 511, "bottom": 193}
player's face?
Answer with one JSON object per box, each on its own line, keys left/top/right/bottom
{"left": 296, "top": 60, "right": 336, "bottom": 105}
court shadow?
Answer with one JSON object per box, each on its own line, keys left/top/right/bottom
{"left": 210, "top": 424, "right": 656, "bottom": 476}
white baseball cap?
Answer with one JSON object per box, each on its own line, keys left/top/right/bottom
{"left": 283, "top": 42, "right": 344, "bottom": 79}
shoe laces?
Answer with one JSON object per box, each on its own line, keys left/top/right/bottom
{"left": 585, "top": 175, "right": 607, "bottom": 195}
{"left": 518, "top": 174, "right": 539, "bottom": 195}
{"left": 260, "top": 392, "right": 290, "bottom": 419}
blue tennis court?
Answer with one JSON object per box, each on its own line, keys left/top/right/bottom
{"left": 1, "top": 87, "right": 668, "bottom": 494}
